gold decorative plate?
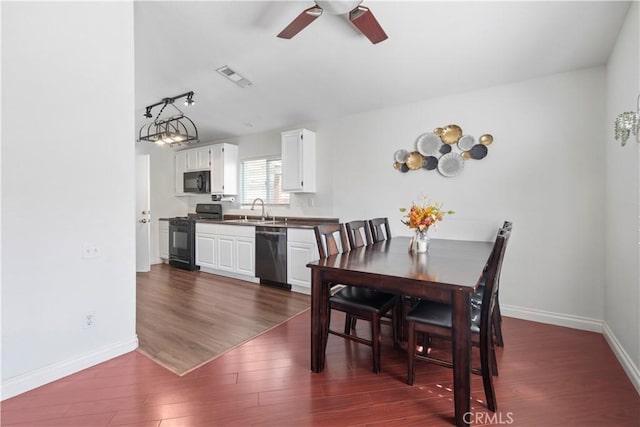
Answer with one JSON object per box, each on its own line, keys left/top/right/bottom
{"left": 479, "top": 134, "right": 494, "bottom": 145}
{"left": 441, "top": 124, "right": 463, "bottom": 144}
{"left": 406, "top": 151, "right": 424, "bottom": 170}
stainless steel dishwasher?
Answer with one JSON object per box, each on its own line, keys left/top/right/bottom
{"left": 255, "top": 226, "right": 289, "bottom": 290}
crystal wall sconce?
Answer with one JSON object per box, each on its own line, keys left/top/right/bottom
{"left": 614, "top": 95, "right": 639, "bottom": 146}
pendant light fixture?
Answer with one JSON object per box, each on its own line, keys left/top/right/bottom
{"left": 137, "top": 91, "right": 198, "bottom": 147}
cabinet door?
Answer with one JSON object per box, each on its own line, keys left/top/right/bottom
{"left": 287, "top": 229, "right": 319, "bottom": 294}
{"left": 235, "top": 237, "right": 255, "bottom": 276}
{"left": 210, "top": 144, "right": 224, "bottom": 194}
{"left": 175, "top": 151, "right": 187, "bottom": 194}
{"left": 159, "top": 221, "right": 169, "bottom": 260}
{"left": 185, "top": 147, "right": 210, "bottom": 171}
{"left": 217, "top": 235, "right": 235, "bottom": 272}
{"left": 196, "top": 233, "right": 217, "bottom": 269}
{"left": 281, "top": 130, "right": 303, "bottom": 191}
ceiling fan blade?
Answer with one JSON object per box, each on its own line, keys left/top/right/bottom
{"left": 349, "top": 6, "right": 388, "bottom": 44}
{"left": 277, "top": 6, "right": 323, "bottom": 39}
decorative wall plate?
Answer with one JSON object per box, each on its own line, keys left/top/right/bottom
{"left": 406, "top": 151, "right": 424, "bottom": 170}
{"left": 394, "top": 149, "right": 409, "bottom": 163}
{"left": 422, "top": 156, "right": 438, "bottom": 170}
{"left": 479, "top": 134, "right": 494, "bottom": 145}
{"left": 470, "top": 144, "right": 488, "bottom": 159}
{"left": 438, "top": 152, "right": 465, "bottom": 177}
{"left": 416, "top": 132, "right": 443, "bottom": 156}
{"left": 441, "top": 124, "right": 463, "bottom": 144}
{"left": 458, "top": 134, "right": 475, "bottom": 151}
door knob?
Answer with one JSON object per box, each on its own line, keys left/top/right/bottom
{"left": 140, "top": 218, "right": 149, "bottom": 223}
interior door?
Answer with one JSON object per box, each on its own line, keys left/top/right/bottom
{"left": 136, "top": 154, "right": 151, "bottom": 272}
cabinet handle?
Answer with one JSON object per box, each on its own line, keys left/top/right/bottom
{"left": 300, "top": 181, "right": 303, "bottom": 187}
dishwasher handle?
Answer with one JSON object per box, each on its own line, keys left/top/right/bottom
{"left": 255, "top": 227, "right": 287, "bottom": 237}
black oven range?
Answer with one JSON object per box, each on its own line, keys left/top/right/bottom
{"left": 168, "top": 204, "right": 222, "bottom": 271}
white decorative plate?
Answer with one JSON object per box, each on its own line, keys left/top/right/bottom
{"left": 394, "top": 149, "right": 409, "bottom": 163}
{"left": 416, "top": 132, "right": 443, "bottom": 157}
{"left": 458, "top": 134, "right": 475, "bottom": 151}
{"left": 438, "top": 153, "right": 465, "bottom": 177}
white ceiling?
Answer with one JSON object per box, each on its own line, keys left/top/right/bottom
{"left": 134, "top": 1, "right": 630, "bottom": 143}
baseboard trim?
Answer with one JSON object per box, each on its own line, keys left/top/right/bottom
{"left": 501, "top": 304, "right": 603, "bottom": 333}
{"left": 1, "top": 335, "right": 138, "bottom": 401}
{"left": 602, "top": 322, "right": 640, "bottom": 395}
{"left": 198, "top": 267, "right": 260, "bottom": 283}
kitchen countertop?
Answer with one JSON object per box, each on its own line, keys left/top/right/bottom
{"left": 198, "top": 215, "right": 338, "bottom": 229}
{"left": 161, "top": 216, "right": 339, "bottom": 230}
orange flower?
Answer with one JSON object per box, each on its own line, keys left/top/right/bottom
{"left": 400, "top": 198, "right": 454, "bottom": 232}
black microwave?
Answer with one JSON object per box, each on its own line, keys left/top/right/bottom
{"left": 183, "top": 171, "right": 210, "bottom": 193}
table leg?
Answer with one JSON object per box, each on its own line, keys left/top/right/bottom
{"left": 452, "top": 291, "right": 472, "bottom": 427}
{"left": 310, "top": 269, "right": 329, "bottom": 373}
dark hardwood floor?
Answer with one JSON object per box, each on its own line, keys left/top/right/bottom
{"left": 2, "top": 266, "right": 639, "bottom": 426}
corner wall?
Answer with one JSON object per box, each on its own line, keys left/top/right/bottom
{"left": 604, "top": 2, "right": 640, "bottom": 393}
{"left": 1, "top": 2, "right": 137, "bottom": 399}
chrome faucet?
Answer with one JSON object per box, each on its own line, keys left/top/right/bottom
{"left": 251, "top": 198, "right": 266, "bottom": 220}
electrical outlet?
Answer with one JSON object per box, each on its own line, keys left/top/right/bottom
{"left": 83, "top": 312, "right": 95, "bottom": 329}
{"left": 82, "top": 244, "right": 100, "bottom": 259}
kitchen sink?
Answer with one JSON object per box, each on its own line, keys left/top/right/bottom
{"left": 223, "top": 219, "right": 285, "bottom": 225}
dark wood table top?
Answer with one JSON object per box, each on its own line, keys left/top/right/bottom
{"left": 307, "top": 236, "right": 494, "bottom": 294}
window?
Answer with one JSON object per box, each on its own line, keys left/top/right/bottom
{"left": 240, "top": 156, "right": 290, "bottom": 205}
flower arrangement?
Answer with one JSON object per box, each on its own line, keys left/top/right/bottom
{"left": 400, "top": 198, "right": 454, "bottom": 232}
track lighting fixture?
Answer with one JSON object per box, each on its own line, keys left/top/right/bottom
{"left": 137, "top": 91, "right": 198, "bottom": 147}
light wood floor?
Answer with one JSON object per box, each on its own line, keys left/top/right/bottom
{"left": 136, "top": 264, "right": 310, "bottom": 374}
{"left": 2, "top": 267, "right": 639, "bottom": 426}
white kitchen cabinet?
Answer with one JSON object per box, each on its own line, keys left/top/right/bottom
{"left": 196, "top": 223, "right": 256, "bottom": 281}
{"left": 217, "top": 234, "right": 236, "bottom": 273}
{"left": 210, "top": 143, "right": 238, "bottom": 195}
{"left": 175, "top": 151, "right": 187, "bottom": 195}
{"left": 235, "top": 236, "right": 255, "bottom": 276}
{"left": 287, "top": 228, "right": 319, "bottom": 295}
{"left": 186, "top": 146, "right": 211, "bottom": 171}
{"left": 159, "top": 220, "right": 169, "bottom": 261}
{"left": 281, "top": 129, "right": 316, "bottom": 193}
{"left": 195, "top": 223, "right": 217, "bottom": 270}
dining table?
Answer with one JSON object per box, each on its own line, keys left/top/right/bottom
{"left": 307, "top": 236, "right": 494, "bottom": 427}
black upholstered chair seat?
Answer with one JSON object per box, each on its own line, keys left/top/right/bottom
{"left": 332, "top": 287, "right": 398, "bottom": 314}
{"left": 406, "top": 300, "right": 481, "bottom": 334}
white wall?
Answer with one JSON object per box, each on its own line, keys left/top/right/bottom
{"left": 604, "top": 2, "right": 640, "bottom": 393}
{"left": 1, "top": 2, "right": 137, "bottom": 398}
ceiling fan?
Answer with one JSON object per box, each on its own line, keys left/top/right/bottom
{"left": 277, "top": 0, "right": 388, "bottom": 44}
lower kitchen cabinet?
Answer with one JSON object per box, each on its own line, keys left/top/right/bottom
{"left": 195, "top": 224, "right": 217, "bottom": 270}
{"left": 287, "top": 228, "right": 319, "bottom": 295}
{"left": 159, "top": 220, "right": 169, "bottom": 261}
{"left": 196, "top": 223, "right": 256, "bottom": 281}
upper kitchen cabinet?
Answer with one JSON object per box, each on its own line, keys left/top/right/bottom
{"left": 210, "top": 143, "right": 238, "bottom": 195}
{"left": 281, "top": 129, "right": 316, "bottom": 193}
{"left": 186, "top": 146, "right": 211, "bottom": 171}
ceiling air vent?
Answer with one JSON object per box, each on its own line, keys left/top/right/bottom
{"left": 216, "top": 65, "right": 253, "bottom": 88}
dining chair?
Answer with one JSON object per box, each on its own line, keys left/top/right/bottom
{"left": 344, "top": 220, "right": 401, "bottom": 341}
{"left": 314, "top": 223, "right": 399, "bottom": 373}
{"left": 368, "top": 217, "right": 391, "bottom": 243}
{"left": 471, "top": 220, "right": 513, "bottom": 347}
{"left": 406, "top": 226, "right": 511, "bottom": 412}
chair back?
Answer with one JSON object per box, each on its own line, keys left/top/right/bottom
{"left": 314, "top": 223, "right": 349, "bottom": 258}
{"left": 368, "top": 217, "right": 391, "bottom": 243}
{"left": 345, "top": 220, "right": 373, "bottom": 249}
{"left": 480, "top": 227, "right": 511, "bottom": 335}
